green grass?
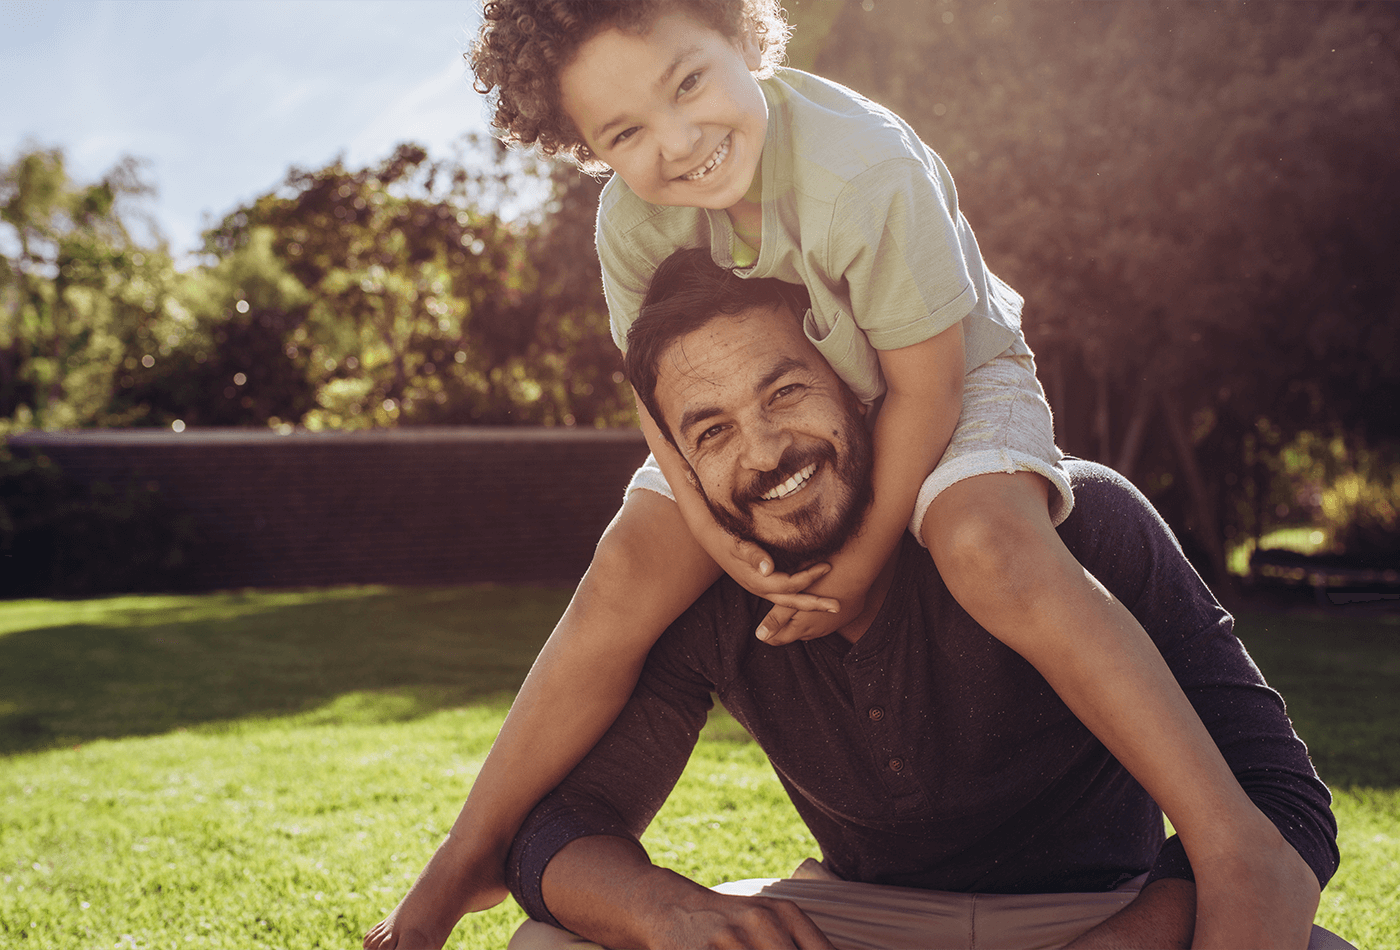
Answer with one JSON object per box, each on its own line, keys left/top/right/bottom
{"left": 1, "top": 590, "right": 1395, "bottom": 948}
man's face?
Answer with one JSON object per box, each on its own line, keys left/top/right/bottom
{"left": 653, "top": 303, "right": 874, "bottom": 573}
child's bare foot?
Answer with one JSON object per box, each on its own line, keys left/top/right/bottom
{"left": 363, "top": 835, "right": 510, "bottom": 949}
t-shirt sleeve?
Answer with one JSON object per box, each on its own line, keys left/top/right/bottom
{"left": 827, "top": 156, "right": 979, "bottom": 352}
{"left": 1057, "top": 461, "right": 1340, "bottom": 889}
{"left": 596, "top": 201, "right": 651, "bottom": 353}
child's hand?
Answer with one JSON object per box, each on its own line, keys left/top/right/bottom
{"left": 758, "top": 581, "right": 869, "bottom": 644}
{"left": 756, "top": 604, "right": 847, "bottom": 644}
{"left": 723, "top": 536, "right": 842, "bottom": 614}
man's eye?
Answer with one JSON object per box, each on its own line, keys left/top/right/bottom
{"left": 774, "top": 384, "right": 803, "bottom": 399}
{"left": 697, "top": 424, "right": 725, "bottom": 445}
{"left": 679, "top": 71, "right": 701, "bottom": 94}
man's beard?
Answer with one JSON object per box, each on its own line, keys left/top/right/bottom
{"left": 701, "top": 412, "right": 875, "bottom": 575}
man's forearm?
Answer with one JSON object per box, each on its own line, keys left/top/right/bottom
{"left": 539, "top": 835, "right": 834, "bottom": 950}
{"left": 540, "top": 835, "right": 675, "bottom": 948}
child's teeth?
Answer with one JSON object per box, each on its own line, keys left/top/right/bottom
{"left": 683, "top": 136, "right": 730, "bottom": 180}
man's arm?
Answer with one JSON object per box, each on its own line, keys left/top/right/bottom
{"left": 504, "top": 579, "right": 770, "bottom": 930}
{"left": 1060, "top": 462, "right": 1337, "bottom": 947}
{"left": 540, "top": 835, "right": 834, "bottom": 950}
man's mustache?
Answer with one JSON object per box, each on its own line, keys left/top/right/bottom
{"left": 730, "top": 443, "right": 837, "bottom": 515}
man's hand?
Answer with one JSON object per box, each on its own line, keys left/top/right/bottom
{"left": 1064, "top": 878, "right": 1195, "bottom": 949}
{"left": 541, "top": 836, "right": 835, "bottom": 950}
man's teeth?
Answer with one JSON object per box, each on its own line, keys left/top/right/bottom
{"left": 761, "top": 463, "right": 817, "bottom": 501}
{"left": 680, "top": 135, "right": 730, "bottom": 180}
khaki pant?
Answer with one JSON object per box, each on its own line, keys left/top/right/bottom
{"left": 509, "top": 860, "right": 1354, "bottom": 950}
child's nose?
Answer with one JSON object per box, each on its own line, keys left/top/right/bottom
{"left": 659, "top": 116, "right": 702, "bottom": 163}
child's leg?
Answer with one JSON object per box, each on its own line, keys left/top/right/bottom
{"left": 921, "top": 471, "right": 1319, "bottom": 949}
{"left": 364, "top": 489, "right": 721, "bottom": 950}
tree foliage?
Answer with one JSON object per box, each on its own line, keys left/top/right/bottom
{"left": 1, "top": 138, "right": 627, "bottom": 435}
{"left": 798, "top": 0, "right": 1400, "bottom": 576}
{"left": 0, "top": 148, "right": 172, "bottom": 432}
{"left": 200, "top": 140, "right": 625, "bottom": 429}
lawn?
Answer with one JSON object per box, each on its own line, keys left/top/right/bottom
{"left": 1, "top": 587, "right": 1395, "bottom": 948}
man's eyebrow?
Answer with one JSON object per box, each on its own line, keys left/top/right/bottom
{"left": 756, "top": 356, "right": 811, "bottom": 393}
{"left": 593, "top": 45, "right": 703, "bottom": 143}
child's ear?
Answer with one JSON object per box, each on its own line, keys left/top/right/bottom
{"left": 736, "top": 20, "right": 763, "bottom": 71}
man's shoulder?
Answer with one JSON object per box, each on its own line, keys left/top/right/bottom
{"left": 1058, "top": 460, "right": 1175, "bottom": 555}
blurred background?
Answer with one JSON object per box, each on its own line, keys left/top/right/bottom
{"left": 2, "top": 0, "right": 1398, "bottom": 597}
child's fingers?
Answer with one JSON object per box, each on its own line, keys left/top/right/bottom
{"left": 742, "top": 562, "right": 831, "bottom": 597}
{"left": 756, "top": 605, "right": 798, "bottom": 643}
{"left": 764, "top": 592, "right": 841, "bottom": 614}
{"left": 733, "top": 539, "right": 777, "bottom": 577}
{"left": 758, "top": 607, "right": 845, "bottom": 646}
{"left": 785, "top": 562, "right": 832, "bottom": 589}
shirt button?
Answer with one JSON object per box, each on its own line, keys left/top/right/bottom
{"left": 868, "top": 706, "right": 885, "bottom": 722}
{"left": 888, "top": 757, "right": 904, "bottom": 773}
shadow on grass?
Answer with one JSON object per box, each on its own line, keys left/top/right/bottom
{"left": 0, "top": 585, "right": 572, "bottom": 756}
{"left": 1233, "top": 608, "right": 1400, "bottom": 789}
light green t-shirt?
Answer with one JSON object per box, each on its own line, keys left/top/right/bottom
{"left": 597, "top": 68, "right": 1028, "bottom": 406}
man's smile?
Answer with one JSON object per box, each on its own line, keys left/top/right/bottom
{"left": 678, "top": 133, "right": 731, "bottom": 181}
{"left": 760, "top": 462, "right": 817, "bottom": 501}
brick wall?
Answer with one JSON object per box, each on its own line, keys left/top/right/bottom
{"left": 8, "top": 428, "right": 651, "bottom": 590}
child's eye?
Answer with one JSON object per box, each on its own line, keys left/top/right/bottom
{"left": 612, "top": 126, "right": 640, "bottom": 147}
{"left": 678, "top": 71, "right": 702, "bottom": 94}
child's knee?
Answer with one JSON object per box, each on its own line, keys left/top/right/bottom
{"left": 925, "top": 507, "right": 1028, "bottom": 589}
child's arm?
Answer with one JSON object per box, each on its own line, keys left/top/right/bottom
{"left": 755, "top": 323, "right": 967, "bottom": 644}
{"left": 365, "top": 488, "right": 724, "bottom": 949}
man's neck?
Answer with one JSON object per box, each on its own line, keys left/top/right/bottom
{"left": 836, "top": 546, "right": 901, "bottom": 645}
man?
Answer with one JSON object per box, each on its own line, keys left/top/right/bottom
{"left": 506, "top": 250, "right": 1344, "bottom": 949}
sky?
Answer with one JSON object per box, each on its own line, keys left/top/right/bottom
{"left": 1, "top": 0, "right": 490, "bottom": 261}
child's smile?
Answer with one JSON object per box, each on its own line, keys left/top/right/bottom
{"left": 558, "top": 11, "right": 768, "bottom": 214}
{"left": 678, "top": 133, "right": 731, "bottom": 181}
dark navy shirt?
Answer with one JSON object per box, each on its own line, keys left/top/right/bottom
{"left": 507, "top": 462, "right": 1338, "bottom": 927}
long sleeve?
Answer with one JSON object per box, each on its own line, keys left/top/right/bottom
{"left": 1058, "top": 462, "right": 1340, "bottom": 888}
{"left": 504, "top": 594, "right": 737, "bottom": 926}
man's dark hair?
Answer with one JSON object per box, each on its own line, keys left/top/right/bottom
{"left": 624, "top": 247, "right": 810, "bottom": 447}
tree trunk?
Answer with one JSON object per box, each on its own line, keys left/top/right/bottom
{"left": 1114, "top": 380, "right": 1155, "bottom": 483}
{"left": 1159, "top": 389, "right": 1230, "bottom": 589}
{"left": 1094, "top": 370, "right": 1111, "bottom": 464}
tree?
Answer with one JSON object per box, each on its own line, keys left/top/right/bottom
{"left": 799, "top": 0, "right": 1400, "bottom": 578}
{"left": 202, "top": 139, "right": 629, "bottom": 429}
{"left": 1, "top": 147, "right": 174, "bottom": 432}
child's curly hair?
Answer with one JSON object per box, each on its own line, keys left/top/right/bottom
{"left": 470, "top": 0, "right": 790, "bottom": 173}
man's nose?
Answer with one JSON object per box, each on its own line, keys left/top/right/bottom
{"left": 658, "top": 113, "right": 702, "bottom": 163}
{"left": 738, "top": 419, "right": 793, "bottom": 473}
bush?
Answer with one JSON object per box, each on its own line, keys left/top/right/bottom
{"left": 0, "top": 447, "right": 192, "bottom": 598}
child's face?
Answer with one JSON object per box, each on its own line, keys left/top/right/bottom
{"left": 558, "top": 10, "right": 768, "bottom": 212}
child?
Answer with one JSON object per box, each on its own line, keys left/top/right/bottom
{"left": 365, "top": 3, "right": 1312, "bottom": 948}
